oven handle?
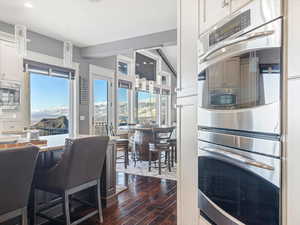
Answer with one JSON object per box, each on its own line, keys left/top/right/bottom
{"left": 200, "top": 147, "right": 275, "bottom": 171}
{"left": 199, "top": 30, "right": 275, "bottom": 63}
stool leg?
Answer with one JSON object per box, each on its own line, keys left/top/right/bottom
{"left": 126, "top": 148, "right": 129, "bottom": 167}
{"left": 32, "top": 189, "right": 38, "bottom": 225}
{"left": 171, "top": 146, "right": 174, "bottom": 167}
{"left": 165, "top": 152, "right": 167, "bottom": 165}
{"left": 158, "top": 151, "right": 162, "bottom": 175}
{"left": 133, "top": 152, "right": 137, "bottom": 167}
{"left": 168, "top": 151, "right": 171, "bottom": 172}
{"left": 148, "top": 151, "right": 152, "bottom": 172}
{"left": 22, "top": 207, "right": 28, "bottom": 225}
{"left": 97, "top": 180, "right": 103, "bottom": 223}
{"left": 175, "top": 144, "right": 177, "bottom": 163}
{"left": 63, "top": 192, "right": 71, "bottom": 225}
{"left": 124, "top": 149, "right": 128, "bottom": 169}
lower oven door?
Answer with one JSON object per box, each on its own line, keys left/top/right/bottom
{"left": 198, "top": 141, "right": 280, "bottom": 225}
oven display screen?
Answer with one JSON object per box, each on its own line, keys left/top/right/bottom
{"left": 209, "top": 10, "right": 251, "bottom": 46}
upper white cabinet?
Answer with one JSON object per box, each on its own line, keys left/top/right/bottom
{"left": 288, "top": 0, "right": 300, "bottom": 77}
{"left": 0, "top": 41, "right": 21, "bottom": 81}
{"left": 199, "top": 0, "right": 252, "bottom": 35}
{"left": 230, "top": 0, "right": 252, "bottom": 13}
{"left": 199, "top": 0, "right": 230, "bottom": 34}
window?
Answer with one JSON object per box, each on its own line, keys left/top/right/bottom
{"left": 118, "top": 88, "right": 129, "bottom": 126}
{"left": 93, "top": 79, "right": 109, "bottom": 124}
{"left": 160, "top": 95, "right": 169, "bottom": 125}
{"left": 136, "top": 91, "right": 157, "bottom": 124}
{"left": 117, "top": 61, "right": 129, "bottom": 76}
{"left": 30, "top": 73, "right": 70, "bottom": 136}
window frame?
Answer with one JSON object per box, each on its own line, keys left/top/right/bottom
{"left": 25, "top": 52, "right": 79, "bottom": 136}
{"left": 116, "top": 55, "right": 135, "bottom": 128}
{"left": 117, "top": 87, "right": 132, "bottom": 126}
{"left": 135, "top": 90, "right": 159, "bottom": 124}
{"left": 28, "top": 71, "right": 75, "bottom": 136}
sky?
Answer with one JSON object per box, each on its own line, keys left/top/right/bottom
{"left": 30, "top": 73, "right": 69, "bottom": 111}
{"left": 93, "top": 79, "right": 108, "bottom": 103}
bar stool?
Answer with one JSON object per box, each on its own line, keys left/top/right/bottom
{"left": 0, "top": 146, "right": 39, "bottom": 225}
{"left": 148, "top": 127, "right": 175, "bottom": 175}
{"left": 110, "top": 125, "right": 130, "bottom": 169}
{"left": 33, "top": 136, "right": 109, "bottom": 225}
{"left": 115, "top": 138, "right": 130, "bottom": 169}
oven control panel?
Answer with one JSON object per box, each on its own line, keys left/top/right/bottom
{"left": 209, "top": 9, "right": 251, "bottom": 47}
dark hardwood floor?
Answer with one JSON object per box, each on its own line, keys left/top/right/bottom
{"left": 85, "top": 173, "right": 177, "bottom": 225}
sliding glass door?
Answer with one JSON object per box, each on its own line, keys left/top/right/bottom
{"left": 91, "top": 75, "right": 112, "bottom": 135}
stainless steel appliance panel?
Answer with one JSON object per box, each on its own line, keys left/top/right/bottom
{"left": 198, "top": 141, "right": 281, "bottom": 225}
{"left": 198, "top": 141, "right": 281, "bottom": 187}
{"left": 198, "top": 129, "right": 281, "bottom": 157}
{"left": 198, "top": 19, "right": 282, "bottom": 134}
{"left": 198, "top": 0, "right": 282, "bottom": 55}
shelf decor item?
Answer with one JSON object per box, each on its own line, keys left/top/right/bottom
{"left": 0, "top": 80, "right": 21, "bottom": 111}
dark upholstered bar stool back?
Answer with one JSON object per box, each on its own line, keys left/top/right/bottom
{"left": 36, "top": 136, "right": 109, "bottom": 192}
{"left": 0, "top": 146, "right": 39, "bottom": 225}
{"left": 149, "top": 127, "right": 175, "bottom": 175}
{"left": 34, "top": 136, "right": 109, "bottom": 225}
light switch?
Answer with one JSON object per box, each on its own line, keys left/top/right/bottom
{"left": 80, "top": 116, "right": 85, "bottom": 121}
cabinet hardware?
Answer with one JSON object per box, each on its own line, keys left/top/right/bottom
{"left": 222, "top": 0, "right": 230, "bottom": 8}
{"left": 175, "top": 88, "right": 181, "bottom": 93}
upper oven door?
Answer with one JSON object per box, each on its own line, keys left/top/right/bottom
{"left": 198, "top": 19, "right": 282, "bottom": 134}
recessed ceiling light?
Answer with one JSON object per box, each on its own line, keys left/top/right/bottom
{"left": 24, "top": 2, "right": 33, "bottom": 8}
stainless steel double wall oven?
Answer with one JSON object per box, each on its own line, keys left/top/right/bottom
{"left": 197, "top": 0, "right": 283, "bottom": 225}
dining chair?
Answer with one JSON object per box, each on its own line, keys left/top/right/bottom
{"left": 148, "top": 127, "right": 175, "bottom": 175}
{"left": 33, "top": 136, "right": 109, "bottom": 225}
{"left": 0, "top": 146, "right": 39, "bottom": 225}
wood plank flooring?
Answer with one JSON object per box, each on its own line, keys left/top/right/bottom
{"left": 85, "top": 173, "right": 177, "bottom": 225}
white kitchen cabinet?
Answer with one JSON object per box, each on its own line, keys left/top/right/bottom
{"left": 288, "top": 0, "right": 300, "bottom": 77}
{"left": 0, "top": 41, "right": 21, "bottom": 81}
{"left": 199, "top": 0, "right": 230, "bottom": 34}
{"left": 230, "top": 0, "right": 252, "bottom": 13}
{"left": 287, "top": 78, "right": 300, "bottom": 225}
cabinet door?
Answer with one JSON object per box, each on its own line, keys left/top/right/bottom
{"left": 288, "top": 0, "right": 300, "bottom": 78}
{"left": 0, "top": 41, "right": 21, "bottom": 80}
{"left": 199, "top": 0, "right": 230, "bottom": 34}
{"left": 230, "top": 0, "right": 252, "bottom": 13}
{"left": 287, "top": 78, "right": 300, "bottom": 225}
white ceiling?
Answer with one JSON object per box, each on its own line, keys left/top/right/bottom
{"left": 0, "top": 0, "right": 176, "bottom": 47}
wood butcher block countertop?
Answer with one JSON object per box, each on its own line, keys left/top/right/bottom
{"left": 0, "top": 134, "right": 120, "bottom": 152}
